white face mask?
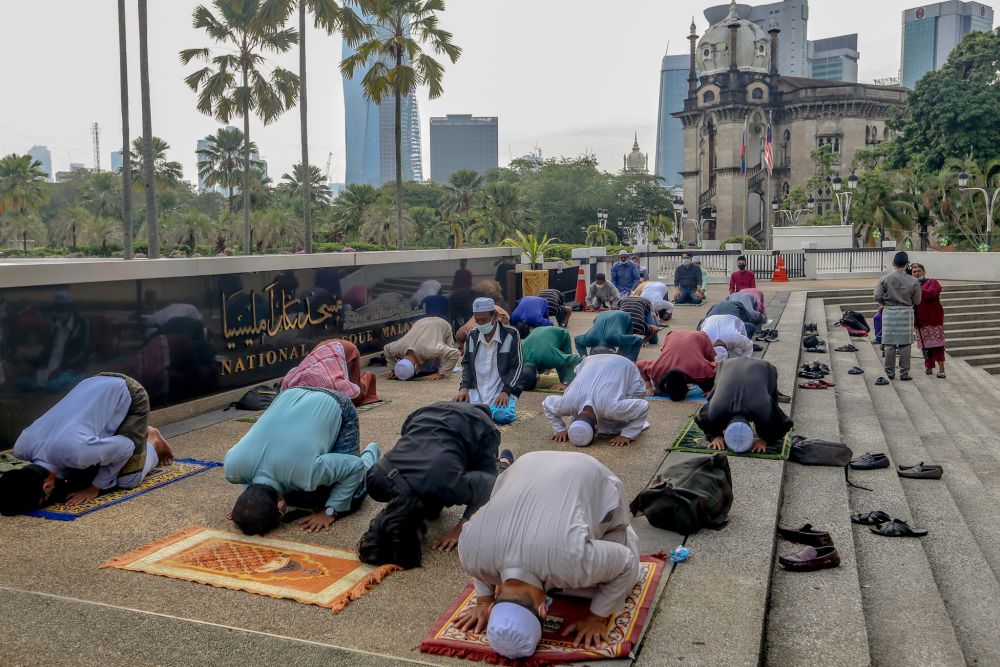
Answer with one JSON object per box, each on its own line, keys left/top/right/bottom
{"left": 476, "top": 321, "right": 496, "bottom": 335}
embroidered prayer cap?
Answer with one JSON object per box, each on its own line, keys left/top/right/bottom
{"left": 724, "top": 419, "right": 754, "bottom": 453}
{"left": 487, "top": 602, "right": 543, "bottom": 659}
{"left": 393, "top": 358, "right": 415, "bottom": 380}
{"left": 568, "top": 419, "right": 595, "bottom": 447}
{"left": 692, "top": 256, "right": 702, "bottom": 265}
{"left": 473, "top": 297, "right": 496, "bottom": 313}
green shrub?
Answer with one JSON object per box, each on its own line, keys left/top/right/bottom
{"left": 721, "top": 236, "right": 762, "bottom": 250}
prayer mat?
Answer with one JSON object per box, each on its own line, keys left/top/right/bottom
{"left": 668, "top": 415, "right": 792, "bottom": 461}
{"left": 102, "top": 527, "right": 399, "bottom": 614}
{"left": 648, "top": 386, "right": 708, "bottom": 404}
{"left": 26, "top": 458, "right": 222, "bottom": 521}
{"left": 533, "top": 374, "right": 565, "bottom": 394}
{"left": 498, "top": 411, "right": 539, "bottom": 434}
{"left": 420, "top": 555, "right": 666, "bottom": 666}
{"left": 673, "top": 302, "right": 705, "bottom": 307}
{"left": 237, "top": 400, "right": 391, "bottom": 426}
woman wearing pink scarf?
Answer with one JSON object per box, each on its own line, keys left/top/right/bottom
{"left": 281, "top": 340, "right": 380, "bottom": 406}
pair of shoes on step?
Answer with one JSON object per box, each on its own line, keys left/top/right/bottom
{"left": 897, "top": 461, "right": 942, "bottom": 479}
{"left": 777, "top": 524, "right": 840, "bottom": 571}
{"left": 851, "top": 511, "right": 928, "bottom": 537}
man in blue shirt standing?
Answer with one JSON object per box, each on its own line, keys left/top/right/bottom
{"left": 611, "top": 250, "right": 640, "bottom": 296}
{"left": 224, "top": 387, "right": 379, "bottom": 535}
{"left": 673, "top": 253, "right": 704, "bottom": 304}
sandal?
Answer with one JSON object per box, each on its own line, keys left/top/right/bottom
{"left": 870, "top": 518, "right": 928, "bottom": 537}
{"left": 937, "top": 372, "right": 946, "bottom": 379}
{"left": 874, "top": 377, "right": 889, "bottom": 386}
{"left": 848, "top": 367, "right": 864, "bottom": 375}
{"left": 835, "top": 344, "right": 859, "bottom": 352}
{"left": 798, "top": 381, "right": 829, "bottom": 390}
{"left": 852, "top": 510, "right": 890, "bottom": 525}
{"left": 817, "top": 380, "right": 836, "bottom": 388}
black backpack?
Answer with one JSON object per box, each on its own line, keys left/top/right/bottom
{"left": 789, "top": 435, "right": 853, "bottom": 466}
{"left": 837, "top": 310, "right": 870, "bottom": 336}
{"left": 228, "top": 383, "right": 280, "bottom": 411}
{"left": 630, "top": 454, "right": 734, "bottom": 534}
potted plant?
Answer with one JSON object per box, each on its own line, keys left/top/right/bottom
{"left": 502, "top": 231, "right": 559, "bottom": 296}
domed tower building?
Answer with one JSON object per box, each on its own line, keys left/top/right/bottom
{"left": 624, "top": 134, "right": 649, "bottom": 174}
{"left": 675, "top": 0, "right": 906, "bottom": 245}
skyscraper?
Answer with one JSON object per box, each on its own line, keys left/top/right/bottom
{"left": 901, "top": 1, "right": 994, "bottom": 89}
{"left": 27, "top": 145, "right": 52, "bottom": 182}
{"left": 342, "top": 11, "right": 422, "bottom": 186}
{"left": 808, "top": 34, "right": 859, "bottom": 82}
{"left": 110, "top": 151, "right": 123, "bottom": 174}
{"left": 429, "top": 115, "right": 498, "bottom": 182}
{"left": 705, "top": 1, "right": 810, "bottom": 77}
{"left": 654, "top": 54, "right": 689, "bottom": 189}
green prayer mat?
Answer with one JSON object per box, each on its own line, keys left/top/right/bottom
{"left": 668, "top": 415, "right": 792, "bottom": 461}
{"left": 533, "top": 374, "right": 565, "bottom": 394}
{"left": 236, "top": 400, "right": 391, "bottom": 425}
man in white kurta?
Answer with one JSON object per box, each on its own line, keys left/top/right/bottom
{"left": 698, "top": 313, "right": 754, "bottom": 360}
{"left": 638, "top": 281, "right": 674, "bottom": 320}
{"left": 383, "top": 316, "right": 461, "bottom": 381}
{"left": 541, "top": 354, "right": 649, "bottom": 447}
{"left": 454, "top": 451, "right": 641, "bottom": 659}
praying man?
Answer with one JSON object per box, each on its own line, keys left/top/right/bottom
{"left": 573, "top": 310, "right": 644, "bottom": 362}
{"left": 454, "top": 451, "right": 641, "bottom": 659}
{"left": 384, "top": 316, "right": 461, "bottom": 381}
{"left": 455, "top": 298, "right": 523, "bottom": 410}
{"left": 542, "top": 353, "right": 649, "bottom": 448}
{"left": 0, "top": 373, "right": 173, "bottom": 516}
{"left": 519, "top": 326, "right": 584, "bottom": 393}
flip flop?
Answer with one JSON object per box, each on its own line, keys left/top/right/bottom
{"left": 835, "top": 344, "right": 859, "bottom": 352}
{"left": 798, "top": 371, "right": 825, "bottom": 380}
{"left": 798, "top": 381, "right": 829, "bottom": 390}
{"left": 937, "top": 373, "right": 947, "bottom": 379}
{"left": 874, "top": 377, "right": 889, "bottom": 386}
{"left": 870, "top": 519, "right": 928, "bottom": 537}
{"left": 816, "top": 380, "right": 837, "bottom": 388}
{"left": 851, "top": 510, "right": 891, "bottom": 525}
{"left": 848, "top": 367, "right": 864, "bottom": 375}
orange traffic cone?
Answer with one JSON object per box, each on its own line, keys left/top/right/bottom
{"left": 575, "top": 265, "right": 589, "bottom": 308}
{"left": 772, "top": 255, "right": 789, "bottom": 282}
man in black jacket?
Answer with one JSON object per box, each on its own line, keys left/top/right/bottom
{"left": 455, "top": 297, "right": 523, "bottom": 409}
{"left": 695, "top": 357, "right": 792, "bottom": 453}
{"left": 359, "top": 402, "right": 511, "bottom": 568}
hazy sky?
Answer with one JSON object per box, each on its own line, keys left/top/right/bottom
{"left": 1, "top": 0, "right": 996, "bottom": 183}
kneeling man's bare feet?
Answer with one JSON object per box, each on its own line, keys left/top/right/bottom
{"left": 148, "top": 426, "right": 175, "bottom": 466}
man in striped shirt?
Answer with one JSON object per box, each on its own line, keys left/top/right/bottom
{"left": 617, "top": 296, "right": 661, "bottom": 345}
{"left": 538, "top": 288, "right": 572, "bottom": 328}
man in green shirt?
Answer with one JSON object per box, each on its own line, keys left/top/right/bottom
{"left": 573, "top": 311, "right": 644, "bottom": 362}
{"left": 519, "top": 327, "right": 584, "bottom": 392}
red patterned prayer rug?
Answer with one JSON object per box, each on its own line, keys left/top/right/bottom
{"left": 419, "top": 554, "right": 666, "bottom": 665}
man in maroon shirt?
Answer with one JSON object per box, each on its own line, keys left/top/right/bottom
{"left": 729, "top": 256, "right": 756, "bottom": 294}
{"left": 636, "top": 330, "right": 718, "bottom": 401}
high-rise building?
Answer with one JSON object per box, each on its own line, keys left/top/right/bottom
{"left": 110, "top": 151, "right": 123, "bottom": 174}
{"left": 429, "top": 114, "right": 498, "bottom": 182}
{"left": 808, "top": 34, "right": 859, "bottom": 82}
{"left": 654, "top": 54, "right": 689, "bottom": 188}
{"left": 705, "top": 1, "right": 810, "bottom": 77}
{"left": 342, "top": 11, "right": 422, "bottom": 186}
{"left": 901, "top": 1, "right": 994, "bottom": 89}
{"left": 195, "top": 137, "right": 212, "bottom": 190}
{"left": 27, "top": 145, "right": 53, "bottom": 182}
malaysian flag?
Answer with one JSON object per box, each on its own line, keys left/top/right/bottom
{"left": 740, "top": 119, "right": 747, "bottom": 176}
{"left": 763, "top": 115, "right": 775, "bottom": 175}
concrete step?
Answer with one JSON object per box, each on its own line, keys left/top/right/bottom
{"left": 946, "top": 344, "right": 1000, "bottom": 357}
{"left": 807, "top": 283, "right": 999, "bottom": 300}
{"left": 946, "top": 358, "right": 1000, "bottom": 431}
{"left": 958, "top": 354, "right": 1000, "bottom": 367}
{"left": 946, "top": 334, "right": 1000, "bottom": 347}
{"left": 824, "top": 293, "right": 1000, "bottom": 307}
{"left": 764, "top": 297, "right": 870, "bottom": 667}
{"left": 848, "top": 310, "right": 998, "bottom": 325}
{"left": 821, "top": 306, "right": 967, "bottom": 666}
{"left": 834, "top": 316, "right": 1000, "bottom": 665}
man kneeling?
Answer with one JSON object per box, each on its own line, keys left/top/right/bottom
{"left": 519, "top": 326, "right": 583, "bottom": 393}
{"left": 637, "top": 329, "right": 717, "bottom": 400}
{"left": 695, "top": 357, "right": 793, "bottom": 453}
{"left": 358, "top": 402, "right": 510, "bottom": 569}
{"left": 0, "top": 374, "right": 173, "bottom": 515}
{"left": 454, "top": 451, "right": 641, "bottom": 658}
{"left": 542, "top": 354, "right": 648, "bottom": 447}
{"left": 224, "top": 387, "right": 379, "bottom": 534}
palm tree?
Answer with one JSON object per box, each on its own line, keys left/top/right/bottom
{"left": 442, "top": 168, "right": 482, "bottom": 218}
{"left": 585, "top": 224, "right": 618, "bottom": 246}
{"left": 360, "top": 203, "right": 414, "bottom": 248}
{"left": 280, "top": 163, "right": 332, "bottom": 206}
{"left": 181, "top": 0, "right": 300, "bottom": 255}
{"left": 233, "top": 165, "right": 274, "bottom": 212}
{"left": 82, "top": 172, "right": 122, "bottom": 220}
{"left": 330, "top": 182, "right": 378, "bottom": 238}
{"left": 341, "top": 0, "right": 461, "bottom": 250}
{"left": 50, "top": 206, "right": 93, "bottom": 248}
{"left": 137, "top": 0, "right": 159, "bottom": 258}
{"left": 129, "top": 137, "right": 184, "bottom": 188}
{"left": 259, "top": 0, "right": 368, "bottom": 253}
{"left": 117, "top": 0, "right": 134, "bottom": 259}
{"left": 2, "top": 213, "right": 47, "bottom": 255}
{"left": 0, "top": 154, "right": 48, "bottom": 216}
{"left": 197, "top": 127, "right": 258, "bottom": 213}
{"left": 163, "top": 210, "right": 216, "bottom": 249}
{"left": 467, "top": 181, "right": 527, "bottom": 244}
{"left": 84, "top": 215, "right": 124, "bottom": 252}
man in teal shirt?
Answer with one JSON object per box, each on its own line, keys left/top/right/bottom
{"left": 224, "top": 387, "right": 379, "bottom": 535}
{"left": 520, "top": 327, "right": 583, "bottom": 392}
{"left": 574, "top": 311, "right": 644, "bottom": 362}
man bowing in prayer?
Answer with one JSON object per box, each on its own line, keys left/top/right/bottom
{"left": 695, "top": 357, "right": 793, "bottom": 454}
{"left": 637, "top": 329, "right": 718, "bottom": 401}
{"left": 574, "top": 310, "right": 643, "bottom": 362}
{"left": 519, "top": 326, "right": 584, "bottom": 393}
{"left": 0, "top": 373, "right": 173, "bottom": 515}
{"left": 384, "top": 316, "right": 461, "bottom": 381}
{"left": 542, "top": 354, "right": 649, "bottom": 447}
{"left": 454, "top": 451, "right": 641, "bottom": 658}
{"left": 455, "top": 298, "right": 523, "bottom": 411}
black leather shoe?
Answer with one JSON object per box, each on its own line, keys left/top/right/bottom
{"left": 850, "top": 452, "right": 889, "bottom": 470}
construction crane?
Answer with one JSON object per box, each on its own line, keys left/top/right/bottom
{"left": 324, "top": 152, "right": 333, "bottom": 182}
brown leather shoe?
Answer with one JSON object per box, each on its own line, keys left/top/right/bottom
{"left": 777, "top": 523, "right": 833, "bottom": 548}
{"left": 779, "top": 545, "right": 841, "bottom": 572}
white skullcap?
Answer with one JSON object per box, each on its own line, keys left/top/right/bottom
{"left": 567, "top": 419, "right": 595, "bottom": 447}
{"left": 714, "top": 345, "right": 729, "bottom": 362}
{"left": 393, "top": 358, "right": 415, "bottom": 380}
{"left": 473, "top": 297, "right": 496, "bottom": 313}
{"left": 619, "top": 249, "right": 628, "bottom": 255}
{"left": 487, "top": 602, "right": 543, "bottom": 659}
{"left": 692, "top": 256, "right": 702, "bottom": 264}
{"left": 724, "top": 420, "right": 754, "bottom": 453}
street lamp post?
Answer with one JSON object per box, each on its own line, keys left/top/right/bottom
{"left": 771, "top": 195, "right": 815, "bottom": 227}
{"left": 671, "top": 197, "right": 685, "bottom": 247}
{"left": 684, "top": 207, "right": 716, "bottom": 247}
{"left": 958, "top": 172, "right": 1000, "bottom": 251}
{"left": 830, "top": 170, "right": 858, "bottom": 226}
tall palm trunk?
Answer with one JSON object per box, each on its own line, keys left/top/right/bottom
{"left": 117, "top": 0, "right": 134, "bottom": 260}
{"left": 299, "top": 3, "right": 312, "bottom": 253}
{"left": 138, "top": 0, "right": 158, "bottom": 258}
{"left": 394, "top": 45, "right": 404, "bottom": 251}
{"left": 241, "top": 63, "right": 252, "bottom": 255}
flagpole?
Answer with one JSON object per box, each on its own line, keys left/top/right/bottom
{"left": 742, "top": 115, "right": 749, "bottom": 239}
{"left": 765, "top": 111, "right": 773, "bottom": 250}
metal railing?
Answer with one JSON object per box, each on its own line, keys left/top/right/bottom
{"left": 650, "top": 250, "right": 733, "bottom": 277}
{"left": 745, "top": 250, "right": 806, "bottom": 279}
{"left": 811, "top": 248, "right": 891, "bottom": 274}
